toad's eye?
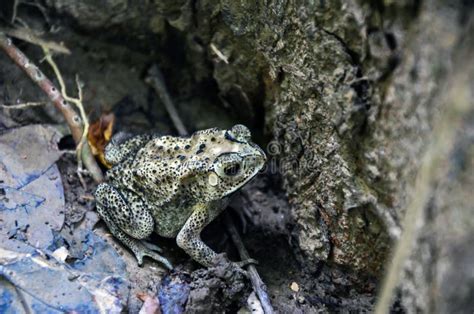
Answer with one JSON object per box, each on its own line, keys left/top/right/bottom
{"left": 214, "top": 153, "right": 243, "bottom": 178}
{"left": 223, "top": 163, "right": 241, "bottom": 176}
{"left": 226, "top": 124, "right": 251, "bottom": 142}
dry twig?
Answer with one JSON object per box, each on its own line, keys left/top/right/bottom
{"left": 42, "top": 48, "right": 91, "bottom": 186}
{"left": 224, "top": 213, "right": 274, "bottom": 314}
{"left": 146, "top": 64, "right": 274, "bottom": 314}
{"left": 0, "top": 101, "right": 47, "bottom": 109}
{"left": 145, "top": 65, "right": 188, "bottom": 136}
{"left": 0, "top": 33, "right": 103, "bottom": 184}
{"left": 0, "top": 27, "right": 70, "bottom": 54}
{"left": 10, "top": 0, "right": 20, "bottom": 24}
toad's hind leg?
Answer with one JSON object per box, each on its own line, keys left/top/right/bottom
{"left": 94, "top": 183, "right": 172, "bottom": 269}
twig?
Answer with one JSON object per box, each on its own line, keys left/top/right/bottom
{"left": 0, "top": 27, "right": 70, "bottom": 54}
{"left": 145, "top": 65, "right": 188, "bottom": 136}
{"left": 0, "top": 101, "right": 47, "bottom": 109}
{"left": 224, "top": 213, "right": 274, "bottom": 314}
{"left": 146, "top": 64, "right": 274, "bottom": 314}
{"left": 11, "top": 0, "right": 20, "bottom": 24}
{"left": 21, "top": 0, "right": 52, "bottom": 26}
{"left": 42, "top": 48, "right": 91, "bottom": 186}
{"left": 0, "top": 33, "right": 103, "bottom": 184}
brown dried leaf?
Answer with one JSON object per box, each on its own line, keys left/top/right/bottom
{"left": 88, "top": 113, "right": 115, "bottom": 168}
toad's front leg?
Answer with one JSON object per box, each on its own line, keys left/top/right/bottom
{"left": 176, "top": 204, "right": 220, "bottom": 267}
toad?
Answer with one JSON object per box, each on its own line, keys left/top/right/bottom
{"left": 94, "top": 125, "right": 266, "bottom": 269}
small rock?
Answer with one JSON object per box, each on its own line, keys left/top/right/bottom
{"left": 290, "top": 281, "right": 299, "bottom": 292}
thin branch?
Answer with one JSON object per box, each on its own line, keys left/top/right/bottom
{"left": 0, "top": 27, "right": 70, "bottom": 54}
{"left": 146, "top": 64, "right": 274, "bottom": 314}
{"left": 11, "top": 0, "right": 20, "bottom": 24}
{"left": 21, "top": 0, "right": 52, "bottom": 26}
{"left": 41, "top": 48, "right": 93, "bottom": 186}
{"left": 145, "top": 65, "right": 188, "bottom": 136}
{"left": 224, "top": 213, "right": 275, "bottom": 314}
{"left": 0, "top": 33, "right": 81, "bottom": 140}
{"left": 0, "top": 33, "right": 103, "bottom": 184}
{"left": 0, "top": 101, "right": 47, "bottom": 109}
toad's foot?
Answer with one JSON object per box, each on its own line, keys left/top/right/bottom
{"left": 132, "top": 240, "right": 173, "bottom": 270}
{"left": 141, "top": 240, "right": 163, "bottom": 253}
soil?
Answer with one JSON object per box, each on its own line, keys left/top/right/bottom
{"left": 54, "top": 153, "right": 376, "bottom": 312}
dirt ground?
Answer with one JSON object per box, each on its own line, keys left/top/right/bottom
{"left": 53, "top": 136, "right": 378, "bottom": 313}
{"left": 55, "top": 154, "right": 377, "bottom": 313}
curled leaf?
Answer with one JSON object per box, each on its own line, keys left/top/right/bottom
{"left": 88, "top": 113, "right": 115, "bottom": 168}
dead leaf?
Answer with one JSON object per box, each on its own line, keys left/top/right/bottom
{"left": 88, "top": 113, "right": 115, "bottom": 168}
{"left": 0, "top": 125, "right": 65, "bottom": 251}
